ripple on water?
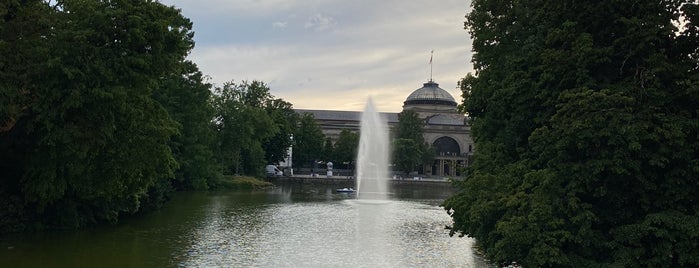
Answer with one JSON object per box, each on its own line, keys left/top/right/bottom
{"left": 178, "top": 199, "right": 488, "bottom": 268}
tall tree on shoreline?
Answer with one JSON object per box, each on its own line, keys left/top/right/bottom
{"left": 263, "top": 98, "right": 298, "bottom": 165}
{"left": 333, "top": 129, "right": 359, "bottom": 170}
{"left": 293, "top": 113, "right": 324, "bottom": 170}
{"left": 0, "top": 0, "right": 54, "bottom": 233}
{"left": 154, "top": 61, "right": 219, "bottom": 191}
{"left": 392, "top": 110, "right": 431, "bottom": 175}
{"left": 322, "top": 137, "right": 334, "bottom": 162}
{"left": 0, "top": 0, "right": 195, "bottom": 231}
{"left": 444, "top": 1, "right": 699, "bottom": 266}
{"left": 213, "top": 80, "right": 278, "bottom": 177}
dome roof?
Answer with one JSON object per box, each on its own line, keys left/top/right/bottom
{"left": 404, "top": 81, "right": 457, "bottom": 106}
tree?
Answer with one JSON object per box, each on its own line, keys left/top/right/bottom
{"left": 0, "top": 0, "right": 54, "bottom": 233}
{"left": 392, "top": 138, "right": 421, "bottom": 176}
{"left": 0, "top": 0, "right": 194, "bottom": 231}
{"left": 333, "top": 129, "right": 359, "bottom": 170}
{"left": 293, "top": 113, "right": 324, "bottom": 169}
{"left": 263, "top": 98, "right": 297, "bottom": 165}
{"left": 444, "top": 1, "right": 699, "bottom": 267}
{"left": 322, "top": 137, "right": 334, "bottom": 162}
{"left": 0, "top": 0, "right": 50, "bottom": 134}
{"left": 154, "top": 60, "right": 218, "bottom": 191}
{"left": 394, "top": 110, "right": 424, "bottom": 143}
{"left": 392, "top": 110, "right": 431, "bottom": 174}
{"left": 420, "top": 142, "right": 435, "bottom": 171}
{"left": 213, "top": 81, "right": 277, "bottom": 177}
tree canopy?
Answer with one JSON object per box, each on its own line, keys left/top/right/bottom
{"left": 392, "top": 110, "right": 431, "bottom": 175}
{"left": 293, "top": 113, "right": 325, "bottom": 169}
{"left": 154, "top": 60, "right": 218, "bottom": 191}
{"left": 333, "top": 129, "right": 359, "bottom": 170}
{"left": 444, "top": 0, "right": 699, "bottom": 267}
{"left": 1, "top": 0, "right": 195, "bottom": 231}
{"left": 212, "top": 80, "right": 283, "bottom": 177}
{"left": 322, "top": 137, "right": 334, "bottom": 162}
{"left": 263, "top": 98, "right": 298, "bottom": 165}
{"left": 0, "top": 0, "right": 297, "bottom": 234}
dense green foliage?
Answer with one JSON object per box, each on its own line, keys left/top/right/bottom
{"left": 0, "top": 1, "right": 297, "bottom": 234}
{"left": 0, "top": 0, "right": 194, "bottom": 232}
{"left": 211, "top": 175, "right": 274, "bottom": 190}
{"left": 154, "top": 61, "right": 219, "bottom": 191}
{"left": 262, "top": 98, "right": 298, "bottom": 165}
{"left": 322, "top": 137, "right": 334, "bottom": 162}
{"left": 392, "top": 138, "right": 421, "bottom": 175}
{"left": 392, "top": 110, "right": 432, "bottom": 175}
{"left": 333, "top": 129, "right": 360, "bottom": 170}
{"left": 293, "top": 113, "right": 325, "bottom": 169}
{"left": 212, "top": 80, "right": 293, "bottom": 178}
{"left": 444, "top": 0, "right": 699, "bottom": 267}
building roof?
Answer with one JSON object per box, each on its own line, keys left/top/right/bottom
{"left": 404, "top": 80, "right": 457, "bottom": 106}
{"left": 295, "top": 109, "right": 399, "bottom": 123}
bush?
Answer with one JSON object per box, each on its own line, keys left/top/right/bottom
{"left": 211, "top": 175, "right": 273, "bottom": 190}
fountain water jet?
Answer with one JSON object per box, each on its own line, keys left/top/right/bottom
{"left": 356, "top": 97, "right": 390, "bottom": 200}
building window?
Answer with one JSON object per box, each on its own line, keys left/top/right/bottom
{"left": 433, "top": 136, "right": 460, "bottom": 156}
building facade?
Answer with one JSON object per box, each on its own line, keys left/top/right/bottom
{"left": 296, "top": 80, "right": 473, "bottom": 177}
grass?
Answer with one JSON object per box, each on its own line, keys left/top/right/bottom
{"left": 212, "top": 175, "right": 274, "bottom": 190}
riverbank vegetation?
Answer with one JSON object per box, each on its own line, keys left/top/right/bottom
{"left": 0, "top": 0, "right": 296, "bottom": 234}
{"left": 444, "top": 0, "right": 699, "bottom": 267}
{"left": 211, "top": 176, "right": 274, "bottom": 190}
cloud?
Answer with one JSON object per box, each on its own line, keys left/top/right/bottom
{"left": 189, "top": 41, "right": 470, "bottom": 112}
{"left": 161, "top": 0, "right": 473, "bottom": 112}
{"left": 272, "top": 21, "right": 288, "bottom": 29}
{"left": 304, "top": 13, "right": 337, "bottom": 31}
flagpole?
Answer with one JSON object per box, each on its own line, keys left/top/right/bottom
{"left": 429, "top": 50, "right": 434, "bottom": 82}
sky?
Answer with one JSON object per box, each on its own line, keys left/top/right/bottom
{"left": 159, "top": 0, "right": 474, "bottom": 112}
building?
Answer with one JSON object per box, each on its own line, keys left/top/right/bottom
{"left": 296, "top": 79, "right": 473, "bottom": 177}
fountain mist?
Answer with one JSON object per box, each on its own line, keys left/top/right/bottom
{"left": 356, "top": 97, "right": 390, "bottom": 200}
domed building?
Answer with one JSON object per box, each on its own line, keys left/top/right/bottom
{"left": 404, "top": 80, "right": 458, "bottom": 108}
{"left": 295, "top": 79, "right": 473, "bottom": 177}
{"left": 402, "top": 80, "right": 473, "bottom": 176}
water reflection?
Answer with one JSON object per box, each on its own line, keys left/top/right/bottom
{"left": 1, "top": 183, "right": 489, "bottom": 267}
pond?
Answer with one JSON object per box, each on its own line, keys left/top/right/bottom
{"left": 1, "top": 181, "right": 489, "bottom": 267}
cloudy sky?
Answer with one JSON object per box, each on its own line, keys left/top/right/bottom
{"left": 159, "top": 0, "right": 474, "bottom": 112}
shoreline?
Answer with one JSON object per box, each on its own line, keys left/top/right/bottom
{"left": 265, "top": 175, "right": 454, "bottom": 186}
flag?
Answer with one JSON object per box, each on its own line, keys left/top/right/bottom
{"left": 429, "top": 50, "right": 433, "bottom": 64}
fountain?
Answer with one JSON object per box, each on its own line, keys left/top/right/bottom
{"left": 355, "top": 97, "right": 390, "bottom": 200}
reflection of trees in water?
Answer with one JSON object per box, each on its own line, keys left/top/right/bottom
{"left": 179, "top": 193, "right": 272, "bottom": 266}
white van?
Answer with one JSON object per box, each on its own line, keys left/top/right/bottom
{"left": 266, "top": 165, "right": 282, "bottom": 177}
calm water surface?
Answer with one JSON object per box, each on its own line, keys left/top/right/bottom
{"left": 1, "top": 182, "right": 489, "bottom": 267}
